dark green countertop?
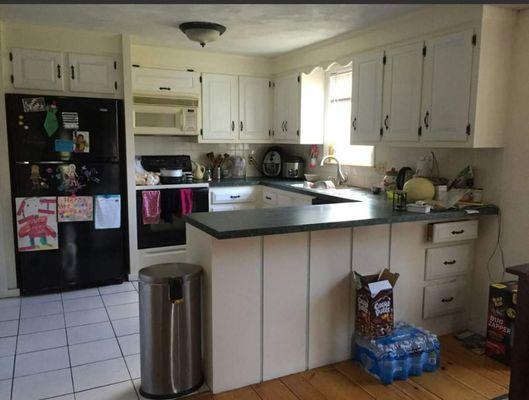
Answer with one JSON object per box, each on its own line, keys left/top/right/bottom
{"left": 186, "top": 178, "right": 499, "bottom": 239}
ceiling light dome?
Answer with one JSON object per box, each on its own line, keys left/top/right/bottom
{"left": 179, "top": 21, "right": 226, "bottom": 48}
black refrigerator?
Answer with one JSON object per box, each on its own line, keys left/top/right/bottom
{"left": 5, "top": 94, "right": 129, "bottom": 295}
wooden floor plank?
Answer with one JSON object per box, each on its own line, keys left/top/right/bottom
{"left": 410, "top": 369, "right": 488, "bottom": 400}
{"left": 333, "top": 361, "right": 413, "bottom": 400}
{"left": 441, "top": 348, "right": 510, "bottom": 389}
{"left": 393, "top": 380, "right": 442, "bottom": 400}
{"left": 252, "top": 379, "right": 299, "bottom": 400}
{"left": 439, "top": 356, "right": 508, "bottom": 399}
{"left": 213, "top": 387, "right": 262, "bottom": 400}
{"left": 440, "top": 335, "right": 510, "bottom": 376}
{"left": 188, "top": 393, "right": 214, "bottom": 400}
{"left": 280, "top": 373, "right": 327, "bottom": 400}
{"left": 301, "top": 365, "right": 375, "bottom": 400}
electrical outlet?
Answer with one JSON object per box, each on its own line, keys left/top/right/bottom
{"left": 374, "top": 161, "right": 387, "bottom": 175}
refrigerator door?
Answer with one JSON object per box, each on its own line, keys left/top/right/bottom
{"left": 5, "top": 94, "right": 120, "bottom": 162}
{"left": 11, "top": 163, "right": 127, "bottom": 294}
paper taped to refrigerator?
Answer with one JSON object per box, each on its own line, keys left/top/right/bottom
{"left": 95, "top": 195, "right": 121, "bottom": 229}
{"left": 58, "top": 196, "right": 93, "bottom": 222}
{"left": 15, "top": 197, "right": 58, "bottom": 252}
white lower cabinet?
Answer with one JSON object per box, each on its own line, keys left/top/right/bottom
{"left": 391, "top": 220, "right": 476, "bottom": 334}
{"left": 209, "top": 186, "right": 259, "bottom": 211}
{"left": 263, "top": 232, "right": 309, "bottom": 380}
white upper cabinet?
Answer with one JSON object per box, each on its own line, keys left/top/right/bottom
{"left": 382, "top": 42, "right": 424, "bottom": 142}
{"left": 274, "top": 74, "right": 300, "bottom": 142}
{"left": 68, "top": 53, "right": 118, "bottom": 94}
{"left": 239, "top": 76, "right": 272, "bottom": 141}
{"left": 421, "top": 29, "right": 475, "bottom": 142}
{"left": 201, "top": 73, "right": 238, "bottom": 142}
{"left": 11, "top": 48, "right": 64, "bottom": 91}
{"left": 132, "top": 66, "right": 201, "bottom": 96}
{"left": 350, "top": 49, "right": 384, "bottom": 143}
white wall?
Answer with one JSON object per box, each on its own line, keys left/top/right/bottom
{"left": 467, "top": 8, "right": 529, "bottom": 334}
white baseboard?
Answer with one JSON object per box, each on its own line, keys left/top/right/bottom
{"left": 0, "top": 288, "right": 20, "bottom": 298}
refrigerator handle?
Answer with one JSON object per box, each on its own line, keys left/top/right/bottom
{"left": 16, "top": 161, "right": 65, "bottom": 165}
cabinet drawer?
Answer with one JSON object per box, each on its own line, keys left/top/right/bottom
{"left": 423, "top": 280, "right": 466, "bottom": 319}
{"left": 262, "top": 190, "right": 277, "bottom": 206}
{"left": 428, "top": 220, "right": 478, "bottom": 243}
{"left": 210, "top": 187, "right": 256, "bottom": 204}
{"left": 425, "top": 244, "right": 472, "bottom": 280}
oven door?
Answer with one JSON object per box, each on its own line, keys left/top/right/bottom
{"left": 136, "top": 187, "right": 208, "bottom": 249}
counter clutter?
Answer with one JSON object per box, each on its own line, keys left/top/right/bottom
{"left": 185, "top": 179, "right": 498, "bottom": 239}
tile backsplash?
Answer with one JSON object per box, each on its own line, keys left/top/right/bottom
{"left": 135, "top": 136, "right": 503, "bottom": 204}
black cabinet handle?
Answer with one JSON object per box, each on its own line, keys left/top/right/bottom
{"left": 231, "top": 121, "right": 235, "bottom": 131}
{"left": 441, "top": 297, "right": 454, "bottom": 303}
{"left": 230, "top": 195, "right": 240, "bottom": 199}
{"left": 57, "top": 65, "right": 61, "bottom": 79}
{"left": 443, "top": 260, "right": 457, "bottom": 265}
{"left": 240, "top": 121, "right": 243, "bottom": 131}
{"left": 352, "top": 117, "right": 357, "bottom": 130}
{"left": 265, "top": 196, "right": 272, "bottom": 200}
{"left": 384, "top": 115, "right": 389, "bottom": 130}
{"left": 70, "top": 65, "right": 75, "bottom": 80}
{"left": 424, "top": 111, "right": 430, "bottom": 129}
{"left": 159, "top": 87, "right": 171, "bottom": 91}
{"left": 285, "top": 121, "right": 288, "bottom": 131}
{"left": 451, "top": 229, "right": 465, "bottom": 235}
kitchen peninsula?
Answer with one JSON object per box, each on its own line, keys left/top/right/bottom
{"left": 185, "top": 183, "right": 498, "bottom": 393}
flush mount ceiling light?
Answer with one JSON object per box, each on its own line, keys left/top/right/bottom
{"left": 179, "top": 21, "right": 227, "bottom": 48}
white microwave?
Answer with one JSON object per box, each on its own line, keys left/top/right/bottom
{"left": 133, "top": 95, "right": 199, "bottom": 136}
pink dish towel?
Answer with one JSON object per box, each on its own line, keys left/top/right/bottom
{"left": 142, "top": 190, "right": 161, "bottom": 224}
{"left": 180, "top": 189, "right": 193, "bottom": 216}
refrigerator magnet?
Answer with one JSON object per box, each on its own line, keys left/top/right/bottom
{"left": 73, "top": 131, "right": 89, "bottom": 153}
{"left": 54, "top": 139, "right": 74, "bottom": 153}
{"left": 22, "top": 97, "right": 46, "bottom": 113}
{"left": 62, "top": 112, "right": 79, "bottom": 129}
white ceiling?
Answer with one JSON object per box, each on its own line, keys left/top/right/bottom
{"left": 0, "top": 4, "right": 424, "bottom": 57}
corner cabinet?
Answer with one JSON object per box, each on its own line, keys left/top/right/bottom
{"left": 200, "top": 73, "right": 239, "bottom": 142}
{"left": 239, "top": 76, "right": 273, "bottom": 142}
{"left": 10, "top": 48, "right": 120, "bottom": 96}
{"left": 273, "top": 74, "right": 300, "bottom": 142}
{"left": 273, "top": 68, "right": 325, "bottom": 145}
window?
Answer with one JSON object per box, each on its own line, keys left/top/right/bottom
{"left": 324, "top": 65, "right": 374, "bottom": 166}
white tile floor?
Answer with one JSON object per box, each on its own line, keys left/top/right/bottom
{"left": 0, "top": 282, "right": 208, "bottom": 400}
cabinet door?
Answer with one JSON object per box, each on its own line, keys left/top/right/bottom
{"left": 132, "top": 66, "right": 201, "bottom": 95}
{"left": 421, "top": 30, "right": 474, "bottom": 142}
{"left": 201, "top": 73, "right": 238, "bottom": 141}
{"left": 68, "top": 53, "right": 117, "bottom": 94}
{"left": 11, "top": 48, "right": 64, "bottom": 91}
{"left": 239, "top": 76, "right": 272, "bottom": 141}
{"left": 274, "top": 74, "right": 300, "bottom": 142}
{"left": 382, "top": 43, "right": 423, "bottom": 142}
{"left": 350, "top": 50, "right": 384, "bottom": 143}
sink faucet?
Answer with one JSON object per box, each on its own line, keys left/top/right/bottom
{"left": 320, "top": 155, "right": 348, "bottom": 186}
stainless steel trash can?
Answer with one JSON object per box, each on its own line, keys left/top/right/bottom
{"left": 139, "top": 263, "right": 203, "bottom": 399}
